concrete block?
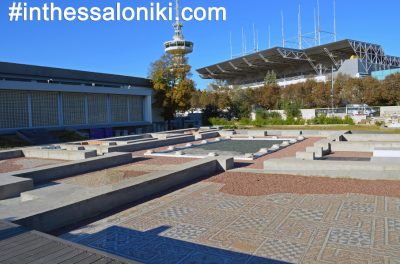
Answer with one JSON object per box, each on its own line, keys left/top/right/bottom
{"left": 314, "top": 139, "right": 332, "bottom": 154}
{"left": 0, "top": 175, "right": 34, "bottom": 200}
{"left": 217, "top": 157, "right": 234, "bottom": 171}
{"left": 373, "top": 148, "right": 400, "bottom": 158}
{"left": 296, "top": 151, "right": 315, "bottom": 160}
{"left": 331, "top": 142, "right": 400, "bottom": 152}
{"left": 0, "top": 149, "right": 23, "bottom": 160}
{"left": 14, "top": 152, "right": 133, "bottom": 184}
{"left": 22, "top": 149, "right": 97, "bottom": 161}
{"left": 306, "top": 146, "right": 324, "bottom": 158}
{"left": 371, "top": 157, "right": 400, "bottom": 163}
{"left": 106, "top": 135, "right": 195, "bottom": 153}
{"left": 14, "top": 158, "right": 220, "bottom": 232}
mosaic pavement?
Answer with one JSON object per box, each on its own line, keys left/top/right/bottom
{"left": 61, "top": 181, "right": 400, "bottom": 264}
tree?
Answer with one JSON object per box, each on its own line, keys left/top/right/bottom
{"left": 254, "top": 85, "right": 280, "bottom": 110}
{"left": 149, "top": 54, "right": 195, "bottom": 128}
{"left": 381, "top": 73, "right": 400, "bottom": 106}
{"left": 264, "top": 70, "right": 278, "bottom": 86}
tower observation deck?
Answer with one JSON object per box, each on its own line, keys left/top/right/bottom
{"left": 164, "top": 0, "right": 194, "bottom": 67}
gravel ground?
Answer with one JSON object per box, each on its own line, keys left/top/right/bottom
{"left": 208, "top": 171, "right": 400, "bottom": 197}
{"left": 0, "top": 157, "right": 65, "bottom": 174}
{"left": 235, "top": 137, "right": 323, "bottom": 169}
{"left": 57, "top": 169, "right": 148, "bottom": 187}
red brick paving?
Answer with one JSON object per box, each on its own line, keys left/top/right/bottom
{"left": 208, "top": 171, "right": 400, "bottom": 197}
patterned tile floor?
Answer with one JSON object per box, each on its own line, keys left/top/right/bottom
{"left": 61, "top": 180, "right": 400, "bottom": 264}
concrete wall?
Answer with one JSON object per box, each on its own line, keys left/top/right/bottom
{"left": 13, "top": 152, "right": 133, "bottom": 184}
{"left": 0, "top": 176, "right": 33, "bottom": 200}
{"left": 266, "top": 130, "right": 349, "bottom": 137}
{"left": 331, "top": 141, "right": 400, "bottom": 152}
{"left": 22, "top": 149, "right": 97, "bottom": 161}
{"left": 0, "top": 149, "right": 23, "bottom": 160}
{"left": 380, "top": 106, "right": 400, "bottom": 117}
{"left": 301, "top": 109, "right": 316, "bottom": 120}
{"left": 343, "top": 134, "right": 400, "bottom": 142}
{"left": 106, "top": 135, "right": 196, "bottom": 153}
{"left": 263, "top": 158, "right": 400, "bottom": 180}
{"left": 15, "top": 158, "right": 222, "bottom": 232}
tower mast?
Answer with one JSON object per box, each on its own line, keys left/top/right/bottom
{"left": 164, "top": 0, "right": 194, "bottom": 68}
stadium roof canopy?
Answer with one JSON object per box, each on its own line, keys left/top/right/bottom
{"left": 196, "top": 39, "right": 400, "bottom": 82}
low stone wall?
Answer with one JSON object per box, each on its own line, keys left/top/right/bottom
{"left": 0, "top": 149, "right": 23, "bottom": 160}
{"left": 235, "top": 130, "right": 267, "bottom": 137}
{"left": 14, "top": 152, "right": 133, "bottom": 184}
{"left": 14, "top": 157, "right": 223, "bottom": 232}
{"left": 263, "top": 158, "right": 400, "bottom": 180}
{"left": 0, "top": 152, "right": 133, "bottom": 200}
{"left": 344, "top": 134, "right": 400, "bottom": 142}
{"left": 22, "top": 148, "right": 97, "bottom": 161}
{"left": 331, "top": 141, "right": 400, "bottom": 152}
{"left": 105, "top": 135, "right": 196, "bottom": 153}
{"left": 0, "top": 175, "right": 33, "bottom": 200}
{"left": 194, "top": 130, "right": 220, "bottom": 140}
{"left": 266, "top": 130, "right": 350, "bottom": 137}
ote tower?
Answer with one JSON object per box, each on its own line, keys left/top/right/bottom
{"left": 164, "top": 0, "right": 194, "bottom": 68}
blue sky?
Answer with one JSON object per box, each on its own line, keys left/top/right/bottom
{"left": 0, "top": 0, "right": 399, "bottom": 89}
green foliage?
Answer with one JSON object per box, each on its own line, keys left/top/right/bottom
{"left": 208, "top": 117, "right": 236, "bottom": 127}
{"left": 209, "top": 111, "right": 306, "bottom": 128}
{"left": 278, "top": 100, "right": 303, "bottom": 119}
{"left": 238, "top": 117, "right": 252, "bottom": 126}
{"left": 149, "top": 54, "right": 195, "bottom": 122}
{"left": 264, "top": 70, "right": 278, "bottom": 86}
{"left": 307, "top": 114, "right": 355, "bottom": 125}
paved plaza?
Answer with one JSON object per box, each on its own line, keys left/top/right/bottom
{"left": 62, "top": 177, "right": 400, "bottom": 263}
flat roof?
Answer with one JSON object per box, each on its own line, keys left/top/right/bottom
{"left": 0, "top": 61, "right": 152, "bottom": 88}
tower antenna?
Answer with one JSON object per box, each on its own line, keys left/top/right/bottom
{"left": 281, "top": 11, "right": 285, "bottom": 47}
{"left": 253, "top": 23, "right": 257, "bottom": 52}
{"left": 242, "top": 27, "right": 245, "bottom": 55}
{"left": 333, "top": 0, "right": 337, "bottom": 41}
{"left": 256, "top": 30, "right": 259, "bottom": 51}
{"left": 317, "top": 0, "right": 321, "bottom": 45}
{"left": 230, "top": 32, "right": 233, "bottom": 59}
{"left": 268, "top": 24, "right": 271, "bottom": 49}
{"left": 164, "top": 0, "right": 193, "bottom": 68}
{"left": 314, "top": 8, "right": 317, "bottom": 46}
{"left": 298, "top": 4, "right": 302, "bottom": 49}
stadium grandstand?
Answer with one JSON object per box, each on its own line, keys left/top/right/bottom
{"left": 197, "top": 39, "right": 400, "bottom": 88}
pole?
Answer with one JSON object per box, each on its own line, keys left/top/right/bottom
{"left": 333, "top": 0, "right": 337, "bottom": 41}
{"left": 230, "top": 32, "right": 233, "bottom": 59}
{"left": 268, "top": 24, "right": 271, "bottom": 48}
{"left": 331, "top": 66, "right": 334, "bottom": 114}
{"left": 318, "top": 0, "right": 321, "bottom": 45}
{"left": 298, "top": 4, "right": 302, "bottom": 49}
{"left": 281, "top": 11, "right": 285, "bottom": 47}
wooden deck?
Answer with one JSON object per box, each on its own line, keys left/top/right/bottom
{"left": 0, "top": 220, "right": 139, "bottom": 264}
